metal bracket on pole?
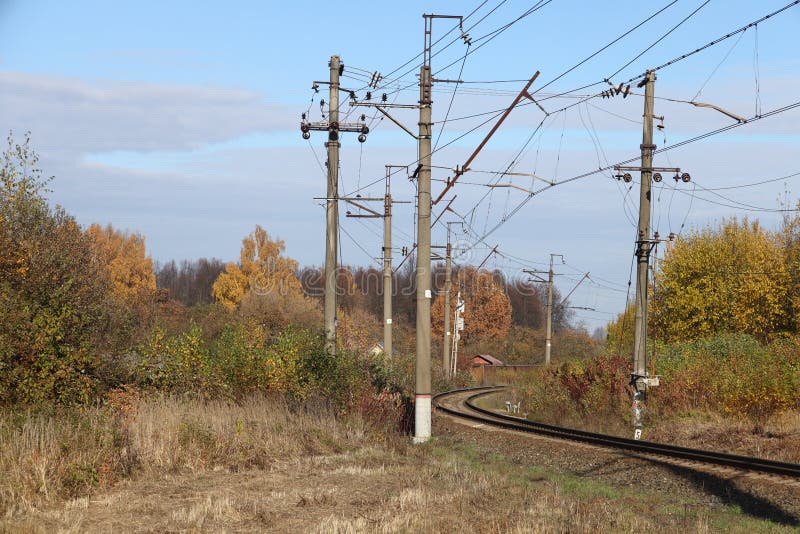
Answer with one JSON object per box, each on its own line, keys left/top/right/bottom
{"left": 433, "top": 70, "right": 541, "bottom": 205}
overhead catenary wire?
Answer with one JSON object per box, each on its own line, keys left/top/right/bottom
{"left": 605, "top": 0, "right": 712, "bottom": 81}
{"left": 456, "top": 98, "right": 800, "bottom": 255}
{"left": 622, "top": 0, "right": 800, "bottom": 84}
{"left": 337, "top": 1, "right": 800, "bottom": 285}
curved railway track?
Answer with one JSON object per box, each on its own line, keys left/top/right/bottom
{"left": 434, "top": 386, "right": 800, "bottom": 484}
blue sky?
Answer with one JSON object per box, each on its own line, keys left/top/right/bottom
{"left": 2, "top": 0, "right": 799, "bottom": 331}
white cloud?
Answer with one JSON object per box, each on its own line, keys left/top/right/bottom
{"left": 0, "top": 70, "right": 296, "bottom": 154}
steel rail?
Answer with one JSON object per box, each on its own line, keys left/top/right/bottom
{"left": 434, "top": 387, "right": 800, "bottom": 480}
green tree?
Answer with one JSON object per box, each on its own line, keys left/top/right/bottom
{"left": 652, "top": 218, "right": 790, "bottom": 342}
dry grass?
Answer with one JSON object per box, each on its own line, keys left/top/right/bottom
{"left": 0, "top": 394, "right": 369, "bottom": 518}
{"left": 647, "top": 409, "right": 800, "bottom": 463}
{"left": 3, "top": 440, "right": 723, "bottom": 533}
{"left": 1, "top": 396, "right": 793, "bottom": 532}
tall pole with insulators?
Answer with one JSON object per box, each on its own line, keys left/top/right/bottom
{"left": 442, "top": 224, "right": 453, "bottom": 378}
{"left": 545, "top": 256, "right": 554, "bottom": 366}
{"left": 324, "top": 55, "right": 341, "bottom": 355}
{"left": 414, "top": 15, "right": 434, "bottom": 444}
{"left": 632, "top": 69, "right": 656, "bottom": 440}
{"left": 383, "top": 166, "right": 393, "bottom": 358}
{"left": 302, "top": 56, "right": 370, "bottom": 355}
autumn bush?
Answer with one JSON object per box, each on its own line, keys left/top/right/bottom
{"left": 0, "top": 134, "right": 114, "bottom": 405}
{"left": 653, "top": 333, "right": 800, "bottom": 422}
{"left": 502, "top": 332, "right": 800, "bottom": 432}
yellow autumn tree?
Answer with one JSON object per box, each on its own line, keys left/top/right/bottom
{"left": 86, "top": 223, "right": 156, "bottom": 303}
{"left": 432, "top": 266, "right": 512, "bottom": 344}
{"left": 605, "top": 303, "right": 635, "bottom": 356}
{"left": 652, "top": 218, "right": 791, "bottom": 342}
{"left": 212, "top": 225, "right": 302, "bottom": 310}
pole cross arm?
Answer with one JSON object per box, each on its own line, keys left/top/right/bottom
{"left": 433, "top": 70, "right": 540, "bottom": 205}
{"left": 614, "top": 165, "right": 680, "bottom": 172}
{"left": 376, "top": 107, "right": 418, "bottom": 139}
{"left": 350, "top": 102, "right": 420, "bottom": 109}
{"left": 342, "top": 198, "right": 382, "bottom": 217}
{"left": 349, "top": 103, "right": 419, "bottom": 139}
{"left": 306, "top": 121, "right": 369, "bottom": 133}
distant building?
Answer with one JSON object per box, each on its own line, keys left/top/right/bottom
{"left": 470, "top": 354, "right": 504, "bottom": 381}
{"left": 471, "top": 354, "right": 504, "bottom": 366}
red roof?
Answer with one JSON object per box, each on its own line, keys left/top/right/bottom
{"left": 471, "top": 354, "right": 504, "bottom": 366}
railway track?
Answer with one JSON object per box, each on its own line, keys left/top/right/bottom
{"left": 434, "top": 386, "right": 800, "bottom": 484}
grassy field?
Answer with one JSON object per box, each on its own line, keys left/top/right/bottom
{"left": 1, "top": 394, "right": 797, "bottom": 532}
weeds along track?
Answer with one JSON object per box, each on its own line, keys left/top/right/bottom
{"left": 434, "top": 386, "right": 800, "bottom": 486}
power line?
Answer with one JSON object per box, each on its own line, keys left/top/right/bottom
{"left": 698, "top": 170, "right": 800, "bottom": 191}
{"left": 606, "top": 0, "right": 711, "bottom": 81}
{"left": 458, "top": 98, "right": 800, "bottom": 251}
{"left": 434, "top": 44, "right": 470, "bottom": 151}
{"left": 623, "top": 0, "right": 800, "bottom": 83}
{"left": 535, "top": 1, "right": 679, "bottom": 94}
{"left": 379, "top": 0, "right": 502, "bottom": 91}
{"left": 434, "top": 0, "right": 555, "bottom": 75}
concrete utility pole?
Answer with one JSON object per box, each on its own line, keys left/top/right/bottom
{"left": 346, "top": 14, "right": 465, "bottom": 443}
{"left": 383, "top": 169, "right": 393, "bottom": 358}
{"left": 524, "top": 254, "right": 561, "bottom": 366}
{"left": 612, "top": 70, "right": 691, "bottom": 440}
{"left": 342, "top": 166, "right": 408, "bottom": 358}
{"left": 416, "top": 14, "right": 464, "bottom": 442}
{"left": 301, "top": 55, "right": 369, "bottom": 355}
{"left": 324, "top": 56, "right": 341, "bottom": 355}
{"left": 442, "top": 222, "right": 461, "bottom": 379}
{"left": 414, "top": 28, "right": 433, "bottom": 443}
{"left": 544, "top": 254, "right": 565, "bottom": 365}
{"left": 545, "top": 263, "right": 554, "bottom": 364}
{"left": 631, "top": 69, "right": 656, "bottom": 441}
{"left": 442, "top": 238, "right": 452, "bottom": 378}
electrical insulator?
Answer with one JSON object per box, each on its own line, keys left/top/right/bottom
{"left": 669, "top": 232, "right": 675, "bottom": 241}
{"left": 653, "top": 172, "right": 662, "bottom": 182}
{"left": 360, "top": 114, "right": 366, "bottom": 122}
{"left": 673, "top": 173, "right": 680, "bottom": 182}
{"left": 300, "top": 123, "right": 310, "bottom": 133}
{"left": 366, "top": 91, "right": 372, "bottom": 100}
{"left": 681, "top": 173, "right": 691, "bottom": 183}
{"left": 349, "top": 91, "right": 356, "bottom": 101}
{"left": 302, "top": 131, "right": 310, "bottom": 140}
{"left": 654, "top": 232, "right": 660, "bottom": 240}
{"left": 382, "top": 93, "right": 387, "bottom": 102}
{"left": 358, "top": 134, "right": 367, "bottom": 143}
{"left": 623, "top": 173, "right": 632, "bottom": 183}
{"left": 361, "top": 125, "right": 370, "bottom": 134}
